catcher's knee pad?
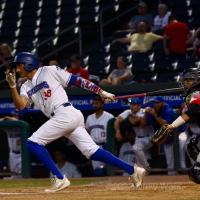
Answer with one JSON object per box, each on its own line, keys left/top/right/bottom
{"left": 188, "top": 162, "right": 200, "bottom": 184}
{"left": 186, "top": 135, "right": 200, "bottom": 161}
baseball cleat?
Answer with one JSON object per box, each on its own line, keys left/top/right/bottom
{"left": 130, "top": 164, "right": 146, "bottom": 188}
{"left": 44, "top": 175, "right": 71, "bottom": 193}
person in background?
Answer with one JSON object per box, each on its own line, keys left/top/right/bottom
{"left": 144, "top": 97, "right": 175, "bottom": 174}
{"left": 114, "top": 98, "right": 143, "bottom": 142}
{"left": 67, "top": 55, "right": 89, "bottom": 80}
{"left": 0, "top": 43, "right": 13, "bottom": 82}
{"left": 86, "top": 96, "right": 114, "bottom": 176}
{"left": 152, "top": 3, "right": 171, "bottom": 33}
{"left": 48, "top": 59, "right": 59, "bottom": 66}
{"left": 116, "top": 21, "right": 163, "bottom": 53}
{"left": 163, "top": 15, "right": 190, "bottom": 61}
{"left": 50, "top": 150, "right": 81, "bottom": 178}
{"left": 128, "top": 1, "right": 153, "bottom": 31}
{"left": 99, "top": 56, "right": 133, "bottom": 86}
{"left": 0, "top": 111, "right": 22, "bottom": 178}
{"left": 115, "top": 98, "right": 153, "bottom": 171}
{"left": 119, "top": 120, "right": 136, "bottom": 176}
{"left": 193, "top": 29, "right": 200, "bottom": 58}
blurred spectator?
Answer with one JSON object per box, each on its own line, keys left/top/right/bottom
{"left": 86, "top": 96, "right": 114, "bottom": 176}
{"left": 99, "top": 56, "right": 133, "bottom": 86}
{"left": 119, "top": 142, "right": 135, "bottom": 176}
{"left": 116, "top": 22, "right": 163, "bottom": 53}
{"left": 48, "top": 59, "right": 59, "bottom": 66}
{"left": 163, "top": 15, "right": 190, "bottom": 60}
{"left": 0, "top": 43, "right": 12, "bottom": 65}
{"left": 119, "top": 120, "right": 135, "bottom": 176}
{"left": 152, "top": 3, "right": 171, "bottom": 33}
{"left": 50, "top": 150, "right": 82, "bottom": 178}
{"left": 177, "top": 103, "right": 187, "bottom": 169}
{"left": 193, "top": 29, "right": 200, "bottom": 58}
{"left": 114, "top": 98, "right": 142, "bottom": 141}
{"left": 0, "top": 112, "right": 22, "bottom": 178}
{"left": 114, "top": 98, "right": 153, "bottom": 171}
{"left": 0, "top": 43, "right": 13, "bottom": 82}
{"left": 144, "top": 97, "right": 175, "bottom": 174}
{"left": 67, "top": 55, "right": 89, "bottom": 79}
{"left": 128, "top": 1, "right": 153, "bottom": 31}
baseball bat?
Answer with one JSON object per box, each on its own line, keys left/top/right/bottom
{"left": 115, "top": 87, "right": 184, "bottom": 100}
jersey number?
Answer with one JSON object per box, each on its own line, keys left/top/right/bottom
{"left": 44, "top": 89, "right": 51, "bottom": 98}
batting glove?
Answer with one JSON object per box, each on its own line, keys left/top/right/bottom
{"left": 5, "top": 69, "right": 16, "bottom": 88}
{"left": 100, "top": 90, "right": 115, "bottom": 102}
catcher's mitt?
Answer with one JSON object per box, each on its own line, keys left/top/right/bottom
{"left": 151, "top": 125, "right": 172, "bottom": 144}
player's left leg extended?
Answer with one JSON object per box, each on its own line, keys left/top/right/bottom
{"left": 26, "top": 107, "right": 82, "bottom": 192}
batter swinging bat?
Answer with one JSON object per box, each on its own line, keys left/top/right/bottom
{"left": 115, "top": 87, "right": 184, "bottom": 100}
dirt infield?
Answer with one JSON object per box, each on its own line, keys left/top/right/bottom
{"left": 0, "top": 175, "right": 200, "bottom": 200}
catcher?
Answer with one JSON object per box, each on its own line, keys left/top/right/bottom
{"left": 152, "top": 67, "right": 200, "bottom": 183}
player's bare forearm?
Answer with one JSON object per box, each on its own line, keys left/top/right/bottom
{"left": 10, "top": 88, "right": 27, "bottom": 110}
{"left": 114, "top": 117, "right": 122, "bottom": 132}
{"left": 117, "top": 75, "right": 129, "bottom": 82}
{"left": 154, "top": 115, "right": 167, "bottom": 126}
{"left": 115, "top": 37, "right": 131, "bottom": 44}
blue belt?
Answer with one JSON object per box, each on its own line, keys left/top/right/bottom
{"left": 12, "top": 150, "right": 21, "bottom": 154}
{"left": 51, "top": 102, "right": 71, "bottom": 117}
{"left": 137, "top": 136, "right": 149, "bottom": 138}
{"left": 96, "top": 142, "right": 106, "bottom": 146}
{"left": 62, "top": 102, "right": 71, "bottom": 107}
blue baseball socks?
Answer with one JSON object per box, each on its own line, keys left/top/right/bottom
{"left": 27, "top": 141, "right": 134, "bottom": 178}
{"left": 90, "top": 148, "right": 134, "bottom": 175}
{"left": 27, "top": 140, "right": 64, "bottom": 179}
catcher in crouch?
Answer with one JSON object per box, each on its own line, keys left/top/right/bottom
{"left": 156, "top": 68, "right": 200, "bottom": 183}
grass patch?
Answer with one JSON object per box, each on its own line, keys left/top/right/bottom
{"left": 0, "top": 177, "right": 107, "bottom": 189}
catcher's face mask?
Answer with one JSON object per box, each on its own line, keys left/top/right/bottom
{"left": 179, "top": 68, "right": 200, "bottom": 90}
{"left": 183, "top": 78, "right": 195, "bottom": 90}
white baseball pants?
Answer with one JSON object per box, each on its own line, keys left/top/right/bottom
{"left": 28, "top": 105, "right": 99, "bottom": 158}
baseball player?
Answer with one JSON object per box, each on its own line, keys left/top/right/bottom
{"left": 0, "top": 115, "right": 22, "bottom": 178}
{"left": 85, "top": 96, "right": 114, "bottom": 176}
{"left": 145, "top": 97, "right": 175, "bottom": 174}
{"left": 119, "top": 120, "right": 136, "bottom": 176}
{"left": 165, "top": 68, "right": 200, "bottom": 182}
{"left": 5, "top": 52, "right": 146, "bottom": 192}
{"left": 114, "top": 98, "right": 153, "bottom": 171}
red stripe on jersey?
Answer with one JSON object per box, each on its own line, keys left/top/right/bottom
{"left": 190, "top": 99, "right": 200, "bottom": 105}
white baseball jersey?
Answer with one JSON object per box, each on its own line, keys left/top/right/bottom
{"left": 86, "top": 111, "right": 114, "bottom": 144}
{"left": 119, "top": 109, "right": 144, "bottom": 119}
{"left": 24, "top": 65, "right": 99, "bottom": 159}
{"left": 20, "top": 65, "right": 71, "bottom": 117}
{"left": 119, "top": 142, "right": 135, "bottom": 176}
{"left": 2, "top": 127, "right": 21, "bottom": 174}
{"left": 119, "top": 108, "right": 153, "bottom": 137}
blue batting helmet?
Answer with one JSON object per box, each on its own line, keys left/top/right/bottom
{"left": 12, "top": 52, "right": 39, "bottom": 72}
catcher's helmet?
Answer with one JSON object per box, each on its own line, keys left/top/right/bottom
{"left": 12, "top": 52, "right": 39, "bottom": 72}
{"left": 188, "top": 162, "right": 200, "bottom": 184}
{"left": 179, "top": 68, "right": 200, "bottom": 89}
